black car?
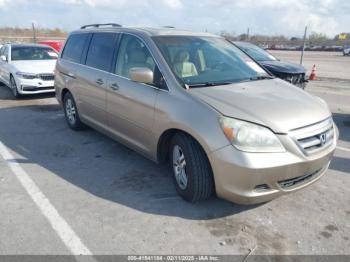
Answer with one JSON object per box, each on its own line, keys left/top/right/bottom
{"left": 234, "top": 41, "right": 308, "bottom": 89}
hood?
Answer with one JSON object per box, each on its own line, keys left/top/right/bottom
{"left": 11, "top": 60, "right": 56, "bottom": 74}
{"left": 260, "top": 60, "right": 305, "bottom": 74}
{"left": 189, "top": 78, "right": 331, "bottom": 133}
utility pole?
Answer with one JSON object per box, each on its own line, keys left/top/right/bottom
{"left": 247, "top": 27, "right": 250, "bottom": 41}
{"left": 300, "top": 26, "right": 308, "bottom": 65}
{"left": 32, "top": 22, "right": 37, "bottom": 43}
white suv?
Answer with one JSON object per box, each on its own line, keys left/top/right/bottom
{"left": 0, "top": 44, "right": 58, "bottom": 98}
{"left": 343, "top": 47, "right": 350, "bottom": 56}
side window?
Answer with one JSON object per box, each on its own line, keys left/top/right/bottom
{"left": 115, "top": 34, "right": 166, "bottom": 89}
{"left": 85, "top": 33, "right": 117, "bottom": 72}
{"left": 62, "top": 33, "right": 89, "bottom": 63}
{"left": 3, "top": 46, "right": 9, "bottom": 60}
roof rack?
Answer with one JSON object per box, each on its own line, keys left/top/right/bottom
{"left": 80, "top": 23, "right": 122, "bottom": 29}
{"left": 163, "top": 26, "right": 175, "bottom": 28}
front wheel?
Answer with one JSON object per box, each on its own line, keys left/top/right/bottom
{"left": 170, "top": 133, "right": 214, "bottom": 202}
{"left": 10, "top": 76, "right": 21, "bottom": 99}
{"left": 63, "top": 92, "right": 86, "bottom": 130}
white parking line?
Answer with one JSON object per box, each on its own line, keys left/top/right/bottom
{"left": 0, "top": 141, "right": 93, "bottom": 256}
{"left": 337, "top": 146, "right": 350, "bottom": 153}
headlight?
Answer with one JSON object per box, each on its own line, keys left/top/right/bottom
{"left": 16, "top": 72, "right": 37, "bottom": 79}
{"left": 219, "top": 116, "right": 285, "bottom": 153}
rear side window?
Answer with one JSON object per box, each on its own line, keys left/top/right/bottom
{"left": 85, "top": 33, "right": 117, "bottom": 72}
{"left": 62, "top": 33, "right": 89, "bottom": 63}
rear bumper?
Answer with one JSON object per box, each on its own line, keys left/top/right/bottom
{"left": 209, "top": 134, "right": 336, "bottom": 205}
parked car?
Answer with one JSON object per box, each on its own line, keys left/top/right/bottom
{"left": 38, "top": 40, "right": 64, "bottom": 52}
{"left": 0, "top": 44, "right": 58, "bottom": 98}
{"left": 234, "top": 41, "right": 308, "bottom": 89}
{"left": 55, "top": 24, "right": 337, "bottom": 204}
{"left": 343, "top": 47, "right": 350, "bottom": 56}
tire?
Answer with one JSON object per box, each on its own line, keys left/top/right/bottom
{"left": 10, "top": 76, "right": 21, "bottom": 99}
{"left": 63, "top": 92, "right": 86, "bottom": 130}
{"left": 170, "top": 133, "right": 214, "bottom": 202}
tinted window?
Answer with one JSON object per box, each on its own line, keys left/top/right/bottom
{"left": 11, "top": 46, "right": 58, "bottom": 61}
{"left": 153, "top": 36, "right": 268, "bottom": 86}
{"left": 86, "top": 33, "right": 117, "bottom": 71}
{"left": 62, "top": 33, "right": 89, "bottom": 63}
{"left": 116, "top": 34, "right": 166, "bottom": 89}
{"left": 235, "top": 42, "right": 277, "bottom": 62}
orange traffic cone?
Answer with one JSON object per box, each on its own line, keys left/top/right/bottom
{"left": 309, "top": 64, "right": 317, "bottom": 80}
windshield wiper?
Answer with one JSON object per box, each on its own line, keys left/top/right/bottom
{"left": 249, "top": 75, "right": 275, "bottom": 81}
{"left": 185, "top": 81, "right": 234, "bottom": 89}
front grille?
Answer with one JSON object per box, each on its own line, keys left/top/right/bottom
{"left": 278, "top": 73, "right": 305, "bottom": 85}
{"left": 22, "top": 86, "right": 55, "bottom": 91}
{"left": 290, "top": 118, "right": 334, "bottom": 155}
{"left": 290, "top": 74, "right": 305, "bottom": 85}
{"left": 38, "top": 74, "right": 55, "bottom": 81}
{"left": 278, "top": 168, "right": 322, "bottom": 189}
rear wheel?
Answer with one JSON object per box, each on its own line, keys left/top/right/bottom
{"left": 63, "top": 92, "right": 86, "bottom": 130}
{"left": 10, "top": 76, "right": 21, "bottom": 99}
{"left": 170, "top": 133, "right": 214, "bottom": 202}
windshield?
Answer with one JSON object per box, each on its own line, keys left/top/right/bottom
{"left": 234, "top": 42, "right": 277, "bottom": 62}
{"left": 11, "top": 46, "right": 58, "bottom": 61}
{"left": 152, "top": 36, "right": 269, "bottom": 86}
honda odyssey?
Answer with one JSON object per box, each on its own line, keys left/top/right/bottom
{"left": 55, "top": 24, "right": 338, "bottom": 204}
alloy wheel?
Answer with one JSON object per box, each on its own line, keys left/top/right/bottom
{"left": 65, "top": 98, "right": 76, "bottom": 125}
{"left": 172, "top": 145, "right": 188, "bottom": 190}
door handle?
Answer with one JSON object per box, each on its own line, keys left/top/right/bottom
{"left": 68, "top": 72, "right": 76, "bottom": 79}
{"left": 96, "top": 78, "right": 104, "bottom": 85}
{"left": 110, "top": 83, "right": 119, "bottom": 91}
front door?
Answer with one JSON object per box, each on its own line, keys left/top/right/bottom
{"left": 106, "top": 34, "right": 166, "bottom": 155}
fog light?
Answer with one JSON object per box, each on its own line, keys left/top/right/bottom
{"left": 254, "top": 184, "right": 270, "bottom": 192}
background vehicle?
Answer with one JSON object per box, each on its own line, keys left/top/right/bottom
{"left": 38, "top": 40, "right": 64, "bottom": 52}
{"left": 0, "top": 43, "right": 58, "bottom": 98}
{"left": 55, "top": 24, "right": 336, "bottom": 204}
{"left": 343, "top": 47, "right": 350, "bottom": 56}
{"left": 234, "top": 41, "right": 308, "bottom": 89}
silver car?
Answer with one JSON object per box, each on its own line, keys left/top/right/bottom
{"left": 55, "top": 24, "right": 337, "bottom": 204}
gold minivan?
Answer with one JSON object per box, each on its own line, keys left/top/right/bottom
{"left": 55, "top": 24, "right": 337, "bottom": 204}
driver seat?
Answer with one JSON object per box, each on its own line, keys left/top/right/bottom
{"left": 173, "top": 50, "right": 198, "bottom": 78}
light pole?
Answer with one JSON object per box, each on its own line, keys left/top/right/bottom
{"left": 300, "top": 26, "right": 308, "bottom": 65}
{"left": 32, "top": 22, "right": 37, "bottom": 43}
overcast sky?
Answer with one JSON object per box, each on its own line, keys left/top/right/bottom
{"left": 0, "top": 0, "right": 349, "bottom": 37}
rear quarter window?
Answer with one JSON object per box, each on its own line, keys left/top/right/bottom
{"left": 62, "top": 33, "right": 89, "bottom": 64}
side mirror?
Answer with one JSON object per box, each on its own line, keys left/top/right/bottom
{"left": 129, "top": 67, "right": 154, "bottom": 84}
{"left": 0, "top": 55, "right": 7, "bottom": 62}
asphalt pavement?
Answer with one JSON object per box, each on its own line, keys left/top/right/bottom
{"left": 0, "top": 77, "right": 349, "bottom": 256}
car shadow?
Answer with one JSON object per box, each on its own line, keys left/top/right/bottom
{"left": 333, "top": 112, "right": 350, "bottom": 143}
{"left": 0, "top": 102, "right": 258, "bottom": 220}
{"left": 330, "top": 156, "right": 350, "bottom": 174}
{"left": 0, "top": 82, "right": 55, "bottom": 101}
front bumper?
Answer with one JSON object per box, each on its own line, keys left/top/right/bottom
{"left": 209, "top": 130, "right": 337, "bottom": 205}
{"left": 16, "top": 78, "right": 55, "bottom": 94}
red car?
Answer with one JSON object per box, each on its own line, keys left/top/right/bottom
{"left": 38, "top": 40, "right": 64, "bottom": 52}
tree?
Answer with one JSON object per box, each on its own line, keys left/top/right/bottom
{"left": 309, "top": 32, "right": 329, "bottom": 42}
